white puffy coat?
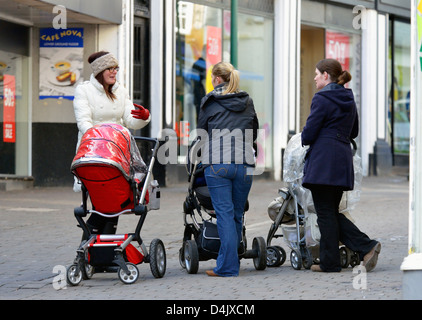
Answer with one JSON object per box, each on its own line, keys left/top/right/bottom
{"left": 73, "top": 74, "right": 150, "bottom": 142}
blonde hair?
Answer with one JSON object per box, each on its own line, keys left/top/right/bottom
{"left": 212, "top": 62, "right": 240, "bottom": 94}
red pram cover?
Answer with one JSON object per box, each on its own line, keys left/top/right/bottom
{"left": 71, "top": 124, "right": 142, "bottom": 214}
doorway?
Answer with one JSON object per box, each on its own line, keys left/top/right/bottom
{"left": 133, "top": 15, "right": 151, "bottom": 138}
{"left": 300, "top": 25, "right": 325, "bottom": 130}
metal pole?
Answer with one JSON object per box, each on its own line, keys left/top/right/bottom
{"left": 231, "top": 0, "right": 238, "bottom": 68}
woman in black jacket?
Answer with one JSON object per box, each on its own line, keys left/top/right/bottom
{"left": 197, "top": 62, "right": 258, "bottom": 277}
{"left": 302, "top": 59, "right": 381, "bottom": 272}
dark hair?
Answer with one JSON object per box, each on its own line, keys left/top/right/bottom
{"left": 88, "top": 51, "right": 116, "bottom": 101}
{"left": 316, "top": 58, "right": 352, "bottom": 86}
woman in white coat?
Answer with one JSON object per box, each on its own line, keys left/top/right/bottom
{"left": 74, "top": 51, "right": 150, "bottom": 143}
{"left": 73, "top": 51, "right": 150, "bottom": 235}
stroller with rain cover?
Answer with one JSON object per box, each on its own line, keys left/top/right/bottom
{"left": 179, "top": 139, "right": 267, "bottom": 274}
{"left": 265, "top": 133, "right": 362, "bottom": 270}
{"left": 67, "top": 123, "right": 165, "bottom": 285}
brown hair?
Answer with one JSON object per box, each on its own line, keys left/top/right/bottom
{"left": 212, "top": 62, "right": 240, "bottom": 94}
{"left": 316, "top": 58, "right": 352, "bottom": 86}
{"left": 88, "top": 51, "right": 116, "bottom": 101}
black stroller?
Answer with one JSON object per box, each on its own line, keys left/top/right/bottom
{"left": 266, "top": 133, "right": 361, "bottom": 270}
{"left": 179, "top": 140, "right": 267, "bottom": 274}
{"left": 67, "top": 124, "right": 166, "bottom": 285}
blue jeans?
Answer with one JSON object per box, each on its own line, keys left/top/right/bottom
{"left": 204, "top": 164, "right": 253, "bottom": 276}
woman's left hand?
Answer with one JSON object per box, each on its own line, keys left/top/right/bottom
{"left": 131, "top": 103, "right": 150, "bottom": 120}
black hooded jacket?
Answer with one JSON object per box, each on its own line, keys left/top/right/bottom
{"left": 196, "top": 83, "right": 259, "bottom": 167}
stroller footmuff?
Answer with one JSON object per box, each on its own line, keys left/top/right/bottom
{"left": 179, "top": 142, "right": 267, "bottom": 274}
{"left": 67, "top": 124, "right": 165, "bottom": 285}
{"left": 265, "top": 133, "right": 362, "bottom": 270}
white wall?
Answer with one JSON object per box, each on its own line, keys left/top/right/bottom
{"left": 360, "top": 9, "right": 388, "bottom": 176}
{"left": 98, "top": 0, "right": 133, "bottom": 92}
{"left": 273, "top": 0, "right": 301, "bottom": 181}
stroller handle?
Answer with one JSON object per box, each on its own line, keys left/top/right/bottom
{"left": 133, "top": 136, "right": 160, "bottom": 155}
{"left": 133, "top": 136, "right": 160, "bottom": 205}
{"left": 351, "top": 139, "right": 357, "bottom": 156}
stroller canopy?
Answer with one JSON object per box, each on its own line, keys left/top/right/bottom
{"left": 71, "top": 124, "right": 146, "bottom": 214}
{"left": 72, "top": 123, "right": 133, "bottom": 179}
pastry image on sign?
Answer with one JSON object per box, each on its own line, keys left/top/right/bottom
{"left": 48, "top": 68, "right": 80, "bottom": 87}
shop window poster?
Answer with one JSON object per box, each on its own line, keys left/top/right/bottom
{"left": 325, "top": 30, "right": 350, "bottom": 73}
{"left": 3, "top": 75, "right": 16, "bottom": 143}
{"left": 39, "top": 28, "right": 83, "bottom": 100}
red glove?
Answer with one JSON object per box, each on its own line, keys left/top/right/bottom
{"left": 131, "top": 103, "right": 150, "bottom": 120}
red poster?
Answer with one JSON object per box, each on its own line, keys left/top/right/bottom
{"left": 325, "top": 30, "right": 350, "bottom": 72}
{"left": 206, "top": 26, "right": 222, "bottom": 66}
{"left": 3, "top": 75, "right": 16, "bottom": 143}
{"left": 205, "top": 26, "right": 222, "bottom": 93}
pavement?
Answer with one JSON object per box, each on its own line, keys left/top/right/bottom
{"left": 0, "top": 172, "right": 410, "bottom": 303}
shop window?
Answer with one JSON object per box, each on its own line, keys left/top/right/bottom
{"left": 175, "top": 0, "right": 274, "bottom": 169}
{"left": 236, "top": 12, "right": 274, "bottom": 169}
{"left": 0, "top": 49, "right": 30, "bottom": 176}
{"left": 300, "top": 26, "right": 361, "bottom": 134}
{"left": 175, "top": 2, "right": 222, "bottom": 161}
{"left": 300, "top": 26, "right": 325, "bottom": 129}
{"left": 388, "top": 19, "right": 411, "bottom": 158}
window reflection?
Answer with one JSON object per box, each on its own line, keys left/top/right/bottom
{"left": 176, "top": 2, "right": 222, "bottom": 161}
{"left": 175, "top": 1, "right": 274, "bottom": 168}
{"left": 388, "top": 20, "right": 411, "bottom": 156}
{"left": 0, "top": 49, "right": 29, "bottom": 175}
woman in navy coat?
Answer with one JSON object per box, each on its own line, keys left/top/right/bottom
{"left": 302, "top": 59, "right": 381, "bottom": 272}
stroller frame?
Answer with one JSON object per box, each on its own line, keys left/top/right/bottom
{"left": 266, "top": 185, "right": 360, "bottom": 269}
{"left": 179, "top": 160, "right": 267, "bottom": 274}
{"left": 266, "top": 138, "right": 361, "bottom": 270}
{"left": 67, "top": 136, "right": 166, "bottom": 285}
{"left": 266, "top": 186, "right": 312, "bottom": 269}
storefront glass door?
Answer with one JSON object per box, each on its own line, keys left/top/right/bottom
{"left": 0, "top": 49, "right": 30, "bottom": 176}
{"left": 388, "top": 19, "right": 411, "bottom": 161}
{"left": 175, "top": 0, "right": 274, "bottom": 169}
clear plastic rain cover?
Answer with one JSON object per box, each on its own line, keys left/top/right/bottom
{"left": 282, "top": 132, "right": 363, "bottom": 246}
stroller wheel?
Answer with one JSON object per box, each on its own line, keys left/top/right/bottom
{"left": 339, "top": 247, "right": 350, "bottom": 268}
{"left": 274, "top": 246, "right": 287, "bottom": 266}
{"left": 184, "top": 240, "right": 199, "bottom": 274}
{"left": 66, "top": 264, "right": 83, "bottom": 286}
{"left": 266, "top": 246, "right": 286, "bottom": 267}
{"left": 266, "top": 246, "right": 281, "bottom": 267}
{"left": 350, "top": 251, "right": 360, "bottom": 267}
{"left": 252, "top": 237, "right": 267, "bottom": 271}
{"left": 81, "top": 261, "right": 95, "bottom": 280}
{"left": 150, "top": 238, "right": 166, "bottom": 278}
{"left": 118, "top": 263, "right": 139, "bottom": 284}
{"left": 179, "top": 246, "right": 186, "bottom": 269}
{"left": 301, "top": 247, "right": 313, "bottom": 270}
{"left": 290, "top": 250, "right": 302, "bottom": 270}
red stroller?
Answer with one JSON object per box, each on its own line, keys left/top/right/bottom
{"left": 67, "top": 123, "right": 165, "bottom": 285}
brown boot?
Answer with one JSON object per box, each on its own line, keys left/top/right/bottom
{"left": 362, "top": 242, "right": 381, "bottom": 272}
{"left": 205, "top": 270, "right": 221, "bottom": 277}
{"left": 311, "top": 265, "right": 323, "bottom": 272}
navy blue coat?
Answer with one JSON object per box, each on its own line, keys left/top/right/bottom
{"left": 301, "top": 83, "right": 358, "bottom": 191}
